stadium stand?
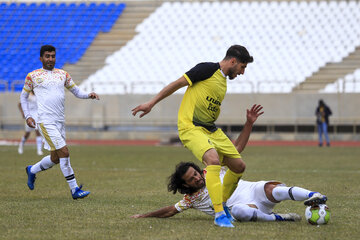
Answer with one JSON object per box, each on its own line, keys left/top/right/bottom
{"left": 0, "top": 2, "right": 126, "bottom": 92}
{"left": 321, "top": 68, "right": 360, "bottom": 93}
{"left": 0, "top": 1, "right": 360, "bottom": 142}
{"left": 80, "top": 1, "right": 360, "bottom": 94}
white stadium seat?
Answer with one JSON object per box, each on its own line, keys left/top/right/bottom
{"left": 81, "top": 1, "right": 360, "bottom": 94}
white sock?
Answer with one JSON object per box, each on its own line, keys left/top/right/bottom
{"left": 36, "top": 136, "right": 43, "bottom": 151}
{"left": 60, "top": 157, "right": 78, "bottom": 192}
{"left": 20, "top": 136, "right": 26, "bottom": 146}
{"left": 30, "top": 155, "right": 55, "bottom": 174}
{"left": 231, "top": 204, "right": 275, "bottom": 222}
{"left": 272, "top": 186, "right": 311, "bottom": 201}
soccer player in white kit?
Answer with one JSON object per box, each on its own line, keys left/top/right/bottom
{"left": 131, "top": 105, "right": 327, "bottom": 222}
{"left": 131, "top": 162, "right": 328, "bottom": 222}
{"left": 17, "top": 91, "right": 44, "bottom": 156}
{"left": 20, "top": 45, "right": 99, "bottom": 199}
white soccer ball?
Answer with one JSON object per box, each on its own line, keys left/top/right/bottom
{"left": 305, "top": 204, "right": 330, "bottom": 225}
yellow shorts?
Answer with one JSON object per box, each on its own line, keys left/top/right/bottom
{"left": 179, "top": 126, "right": 241, "bottom": 164}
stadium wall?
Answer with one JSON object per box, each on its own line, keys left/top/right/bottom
{"left": 1, "top": 92, "right": 359, "bottom": 141}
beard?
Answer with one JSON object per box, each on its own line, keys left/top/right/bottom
{"left": 227, "top": 68, "right": 237, "bottom": 80}
{"left": 186, "top": 178, "right": 205, "bottom": 194}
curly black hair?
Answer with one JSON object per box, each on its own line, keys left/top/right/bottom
{"left": 167, "top": 162, "right": 203, "bottom": 195}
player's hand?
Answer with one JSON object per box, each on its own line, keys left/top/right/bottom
{"left": 246, "top": 104, "right": 264, "bottom": 124}
{"left": 26, "top": 117, "right": 36, "bottom": 128}
{"left": 88, "top": 92, "right": 100, "bottom": 100}
{"left": 130, "top": 214, "right": 145, "bottom": 218}
{"left": 132, "top": 102, "right": 153, "bottom": 118}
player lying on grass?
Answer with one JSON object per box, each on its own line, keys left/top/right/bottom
{"left": 131, "top": 161, "right": 328, "bottom": 222}
{"left": 131, "top": 105, "right": 327, "bottom": 222}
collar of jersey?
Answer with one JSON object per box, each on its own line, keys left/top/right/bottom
{"left": 220, "top": 69, "right": 225, "bottom": 77}
{"left": 42, "top": 67, "right": 54, "bottom": 72}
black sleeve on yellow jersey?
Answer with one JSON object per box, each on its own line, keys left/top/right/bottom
{"left": 185, "top": 62, "right": 220, "bottom": 84}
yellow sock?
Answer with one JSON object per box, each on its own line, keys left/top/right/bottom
{"left": 222, "top": 170, "right": 243, "bottom": 202}
{"left": 205, "top": 165, "right": 223, "bottom": 213}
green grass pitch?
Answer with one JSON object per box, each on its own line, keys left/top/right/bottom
{"left": 1, "top": 144, "right": 359, "bottom": 239}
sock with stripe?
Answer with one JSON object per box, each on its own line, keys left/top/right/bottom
{"left": 30, "top": 155, "right": 55, "bottom": 174}
{"left": 60, "top": 157, "right": 78, "bottom": 193}
{"left": 272, "top": 186, "right": 312, "bottom": 201}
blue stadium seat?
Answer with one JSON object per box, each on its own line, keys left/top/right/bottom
{"left": 0, "top": 2, "right": 126, "bottom": 91}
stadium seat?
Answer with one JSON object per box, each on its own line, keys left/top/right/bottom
{"left": 323, "top": 68, "right": 360, "bottom": 93}
{"left": 0, "top": 2, "right": 126, "bottom": 92}
{"left": 80, "top": 1, "right": 360, "bottom": 94}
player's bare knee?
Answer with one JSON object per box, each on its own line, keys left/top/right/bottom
{"left": 233, "top": 160, "right": 246, "bottom": 173}
{"left": 58, "top": 146, "right": 69, "bottom": 158}
{"left": 265, "top": 183, "right": 279, "bottom": 203}
{"left": 238, "top": 161, "right": 246, "bottom": 173}
{"left": 50, "top": 152, "right": 60, "bottom": 164}
{"left": 202, "top": 149, "right": 220, "bottom": 165}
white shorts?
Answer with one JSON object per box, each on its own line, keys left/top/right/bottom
{"left": 38, "top": 122, "right": 66, "bottom": 151}
{"left": 226, "top": 180, "right": 285, "bottom": 214}
{"left": 24, "top": 121, "right": 38, "bottom": 132}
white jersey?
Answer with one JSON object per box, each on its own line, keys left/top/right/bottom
{"left": 174, "top": 168, "right": 226, "bottom": 216}
{"left": 175, "top": 186, "right": 214, "bottom": 216}
{"left": 27, "top": 94, "right": 38, "bottom": 122}
{"left": 174, "top": 172, "right": 281, "bottom": 216}
{"left": 23, "top": 68, "right": 77, "bottom": 123}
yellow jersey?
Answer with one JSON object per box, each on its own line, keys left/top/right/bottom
{"left": 178, "top": 62, "right": 226, "bottom": 132}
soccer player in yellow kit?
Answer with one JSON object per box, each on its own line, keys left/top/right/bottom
{"left": 132, "top": 45, "right": 254, "bottom": 227}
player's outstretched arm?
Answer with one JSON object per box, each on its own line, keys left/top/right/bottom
{"left": 68, "top": 85, "right": 100, "bottom": 100}
{"left": 131, "top": 205, "right": 179, "bottom": 218}
{"left": 88, "top": 92, "right": 100, "bottom": 100}
{"left": 234, "top": 104, "right": 264, "bottom": 153}
{"left": 132, "top": 76, "right": 188, "bottom": 118}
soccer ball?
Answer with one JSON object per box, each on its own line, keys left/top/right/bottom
{"left": 305, "top": 204, "right": 330, "bottom": 225}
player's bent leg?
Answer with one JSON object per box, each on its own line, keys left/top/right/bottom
{"left": 222, "top": 168, "right": 243, "bottom": 202}
{"left": 57, "top": 146, "right": 90, "bottom": 199}
{"left": 30, "top": 155, "right": 56, "bottom": 174}
{"left": 222, "top": 168, "right": 243, "bottom": 222}
{"left": 205, "top": 165, "right": 223, "bottom": 212}
{"left": 222, "top": 157, "right": 245, "bottom": 221}
{"left": 202, "top": 149, "right": 224, "bottom": 212}
{"left": 272, "top": 186, "right": 327, "bottom": 206}
{"left": 272, "top": 186, "right": 312, "bottom": 201}
{"left": 231, "top": 204, "right": 274, "bottom": 222}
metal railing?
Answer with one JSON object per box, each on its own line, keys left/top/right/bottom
{"left": 1, "top": 78, "right": 360, "bottom": 94}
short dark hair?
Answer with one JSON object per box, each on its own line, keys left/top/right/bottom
{"left": 40, "top": 45, "right": 56, "bottom": 57}
{"left": 167, "top": 162, "right": 203, "bottom": 195}
{"left": 224, "top": 45, "right": 254, "bottom": 63}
